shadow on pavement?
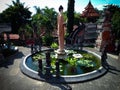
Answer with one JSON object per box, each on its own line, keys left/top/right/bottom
{"left": 0, "top": 51, "right": 24, "bottom": 68}
{"left": 102, "top": 61, "right": 120, "bottom": 75}
{"left": 50, "top": 83, "right": 72, "bottom": 90}
{"left": 107, "top": 65, "right": 120, "bottom": 75}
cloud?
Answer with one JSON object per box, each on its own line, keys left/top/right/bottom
{"left": 20, "top": 0, "right": 68, "bottom": 14}
{"left": 0, "top": 0, "right": 12, "bottom": 12}
{"left": 95, "top": 4, "right": 107, "bottom": 10}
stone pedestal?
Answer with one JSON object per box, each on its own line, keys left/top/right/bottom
{"left": 56, "top": 49, "right": 66, "bottom": 59}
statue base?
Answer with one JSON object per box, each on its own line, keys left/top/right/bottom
{"left": 56, "top": 49, "right": 66, "bottom": 59}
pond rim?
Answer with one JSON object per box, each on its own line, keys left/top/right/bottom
{"left": 20, "top": 49, "right": 108, "bottom": 83}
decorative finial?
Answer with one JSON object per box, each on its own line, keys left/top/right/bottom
{"left": 88, "top": 0, "right": 92, "bottom": 5}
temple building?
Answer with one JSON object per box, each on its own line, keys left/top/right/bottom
{"left": 78, "top": 1, "right": 100, "bottom": 46}
{"left": 81, "top": 0, "right": 99, "bottom": 22}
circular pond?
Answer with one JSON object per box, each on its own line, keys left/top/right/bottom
{"left": 20, "top": 49, "right": 107, "bottom": 83}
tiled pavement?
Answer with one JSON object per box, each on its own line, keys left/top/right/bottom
{"left": 0, "top": 46, "right": 120, "bottom": 90}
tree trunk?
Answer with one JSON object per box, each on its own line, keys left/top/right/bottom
{"left": 67, "top": 0, "right": 75, "bottom": 34}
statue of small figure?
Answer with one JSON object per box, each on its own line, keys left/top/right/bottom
{"left": 57, "top": 5, "right": 65, "bottom": 54}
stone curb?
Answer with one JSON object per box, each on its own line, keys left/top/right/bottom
{"left": 20, "top": 50, "right": 108, "bottom": 83}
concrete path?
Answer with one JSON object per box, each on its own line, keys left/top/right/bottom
{"left": 0, "top": 46, "right": 120, "bottom": 90}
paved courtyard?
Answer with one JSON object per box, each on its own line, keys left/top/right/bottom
{"left": 0, "top": 46, "right": 120, "bottom": 90}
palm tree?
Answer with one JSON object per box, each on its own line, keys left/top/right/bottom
{"left": 32, "top": 6, "right": 57, "bottom": 36}
{"left": 41, "top": 6, "right": 57, "bottom": 35}
{"left": 31, "top": 6, "right": 57, "bottom": 46}
{"left": 31, "top": 6, "right": 42, "bottom": 37}
{"left": 1, "top": 0, "right": 31, "bottom": 34}
{"left": 34, "top": 6, "right": 42, "bottom": 14}
{"left": 104, "top": 4, "right": 120, "bottom": 18}
{"left": 41, "top": 7, "right": 57, "bottom": 46}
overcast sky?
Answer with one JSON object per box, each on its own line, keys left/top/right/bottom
{"left": 0, "top": 0, "right": 120, "bottom": 14}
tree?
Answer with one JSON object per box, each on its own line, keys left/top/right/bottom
{"left": 104, "top": 4, "right": 120, "bottom": 55}
{"left": 0, "top": 0, "right": 31, "bottom": 34}
{"left": 41, "top": 7, "right": 57, "bottom": 46}
{"left": 31, "top": 6, "right": 57, "bottom": 46}
{"left": 41, "top": 6, "right": 57, "bottom": 35}
{"left": 67, "top": 0, "right": 75, "bottom": 34}
{"left": 32, "top": 6, "right": 57, "bottom": 36}
{"left": 31, "top": 6, "right": 42, "bottom": 36}
{"left": 74, "top": 12, "right": 87, "bottom": 25}
{"left": 34, "top": 6, "right": 42, "bottom": 14}
{"left": 104, "top": 4, "right": 120, "bottom": 18}
{"left": 104, "top": 5, "right": 120, "bottom": 40}
{"left": 63, "top": 11, "right": 67, "bottom": 23}
{"left": 112, "top": 11, "right": 120, "bottom": 40}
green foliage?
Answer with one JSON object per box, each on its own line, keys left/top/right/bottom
{"left": 77, "top": 60, "right": 96, "bottom": 67}
{"left": 81, "top": 53, "right": 100, "bottom": 68}
{"left": 50, "top": 42, "right": 58, "bottom": 49}
{"left": 104, "top": 4, "right": 120, "bottom": 18}
{"left": 41, "top": 7, "right": 57, "bottom": 35}
{"left": 74, "top": 12, "right": 80, "bottom": 25}
{"left": 31, "top": 13, "right": 42, "bottom": 31}
{"left": 42, "top": 35, "right": 53, "bottom": 46}
{"left": 51, "top": 55, "right": 56, "bottom": 66}
{"left": 32, "top": 53, "right": 45, "bottom": 61}
{"left": 19, "top": 24, "right": 33, "bottom": 38}
{"left": 104, "top": 4, "right": 120, "bottom": 41}
{"left": 74, "top": 12, "right": 87, "bottom": 25}
{"left": 32, "top": 6, "right": 57, "bottom": 36}
{"left": 82, "top": 53, "right": 94, "bottom": 60}
{"left": 112, "top": 11, "right": 120, "bottom": 40}
{"left": 0, "top": 0, "right": 31, "bottom": 33}
{"left": 63, "top": 11, "right": 67, "bottom": 22}
{"left": 66, "top": 57, "right": 77, "bottom": 66}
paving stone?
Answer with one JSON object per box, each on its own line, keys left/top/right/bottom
{"left": 0, "top": 47, "right": 120, "bottom": 90}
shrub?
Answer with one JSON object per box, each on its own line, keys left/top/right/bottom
{"left": 50, "top": 42, "right": 58, "bottom": 49}
{"left": 42, "top": 35, "right": 53, "bottom": 46}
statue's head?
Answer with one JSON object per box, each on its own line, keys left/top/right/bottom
{"left": 59, "top": 5, "right": 63, "bottom": 12}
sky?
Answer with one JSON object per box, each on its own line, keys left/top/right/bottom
{"left": 0, "top": 0, "right": 120, "bottom": 14}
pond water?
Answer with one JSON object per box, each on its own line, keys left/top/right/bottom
{"left": 25, "top": 50, "right": 101, "bottom": 75}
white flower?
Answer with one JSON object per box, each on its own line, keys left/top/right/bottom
{"left": 73, "top": 54, "right": 83, "bottom": 59}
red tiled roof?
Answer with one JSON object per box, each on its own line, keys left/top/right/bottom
{"left": 81, "top": 1, "right": 99, "bottom": 17}
{"left": 85, "top": 1, "right": 94, "bottom": 9}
